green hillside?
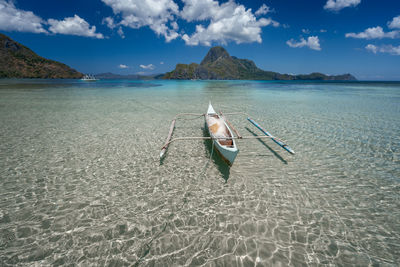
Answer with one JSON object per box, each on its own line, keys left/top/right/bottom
{"left": 0, "top": 33, "right": 82, "bottom": 79}
{"left": 164, "top": 46, "right": 356, "bottom": 81}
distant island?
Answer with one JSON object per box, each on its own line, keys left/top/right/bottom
{"left": 0, "top": 33, "right": 82, "bottom": 79}
{"left": 164, "top": 46, "right": 356, "bottom": 81}
{"left": 0, "top": 33, "right": 355, "bottom": 81}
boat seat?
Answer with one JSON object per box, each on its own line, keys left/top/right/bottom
{"left": 207, "top": 115, "right": 234, "bottom": 146}
{"left": 219, "top": 139, "right": 233, "bottom": 146}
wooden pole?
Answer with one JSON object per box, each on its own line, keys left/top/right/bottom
{"left": 174, "top": 113, "right": 204, "bottom": 119}
{"left": 161, "top": 135, "right": 274, "bottom": 148}
{"left": 219, "top": 111, "right": 242, "bottom": 139}
{"left": 160, "top": 119, "right": 176, "bottom": 158}
{"left": 160, "top": 113, "right": 204, "bottom": 159}
{"left": 221, "top": 112, "right": 250, "bottom": 117}
{"left": 247, "top": 117, "right": 295, "bottom": 154}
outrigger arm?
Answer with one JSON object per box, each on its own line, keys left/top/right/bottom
{"left": 160, "top": 113, "right": 205, "bottom": 159}
{"left": 247, "top": 117, "right": 295, "bottom": 154}
{"left": 160, "top": 111, "right": 295, "bottom": 159}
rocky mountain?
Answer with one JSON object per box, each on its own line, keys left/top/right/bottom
{"left": 164, "top": 46, "right": 356, "bottom": 81}
{"left": 0, "top": 33, "right": 82, "bottom": 79}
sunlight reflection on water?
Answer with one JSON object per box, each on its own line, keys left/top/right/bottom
{"left": 0, "top": 80, "right": 399, "bottom": 266}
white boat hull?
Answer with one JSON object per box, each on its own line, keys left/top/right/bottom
{"left": 205, "top": 102, "right": 238, "bottom": 165}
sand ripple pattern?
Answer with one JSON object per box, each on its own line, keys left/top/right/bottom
{"left": 0, "top": 80, "right": 399, "bottom": 266}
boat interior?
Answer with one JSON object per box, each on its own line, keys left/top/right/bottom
{"left": 207, "top": 114, "right": 234, "bottom": 147}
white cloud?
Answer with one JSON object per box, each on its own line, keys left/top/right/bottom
{"left": 388, "top": 15, "right": 400, "bottom": 29}
{"left": 117, "top": 27, "right": 125, "bottom": 38}
{"left": 160, "top": 61, "right": 164, "bottom": 64}
{"left": 140, "top": 64, "right": 155, "bottom": 70}
{"left": 324, "top": 0, "right": 361, "bottom": 11}
{"left": 101, "top": 0, "right": 179, "bottom": 42}
{"left": 181, "top": 0, "right": 278, "bottom": 46}
{"left": 320, "top": 29, "right": 327, "bottom": 33}
{"left": 48, "top": 15, "right": 104, "bottom": 39}
{"left": 255, "top": 4, "right": 272, "bottom": 16}
{"left": 286, "top": 36, "right": 321, "bottom": 51}
{"left": 0, "top": 0, "right": 47, "bottom": 33}
{"left": 380, "top": 45, "right": 400, "bottom": 55}
{"left": 102, "top": 0, "right": 279, "bottom": 46}
{"left": 365, "top": 44, "right": 400, "bottom": 55}
{"left": 103, "top": 16, "right": 117, "bottom": 29}
{"left": 180, "top": 0, "right": 218, "bottom": 21}
{"left": 345, "top": 26, "right": 400, "bottom": 39}
{"left": 365, "top": 44, "right": 377, "bottom": 53}
{"left": 119, "top": 64, "right": 129, "bottom": 69}
{"left": 302, "top": 29, "right": 310, "bottom": 34}
{"left": 103, "top": 17, "right": 124, "bottom": 38}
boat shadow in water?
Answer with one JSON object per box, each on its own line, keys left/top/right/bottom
{"left": 244, "top": 127, "right": 288, "bottom": 165}
{"left": 202, "top": 126, "right": 231, "bottom": 182}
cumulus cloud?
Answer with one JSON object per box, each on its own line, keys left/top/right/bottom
{"left": 0, "top": 0, "right": 47, "bottom": 33}
{"left": 117, "top": 27, "right": 125, "bottom": 38}
{"left": 365, "top": 44, "right": 377, "bottom": 53}
{"left": 302, "top": 29, "right": 310, "bottom": 34}
{"left": 286, "top": 36, "right": 321, "bottom": 51}
{"left": 255, "top": 4, "right": 272, "bottom": 16}
{"left": 103, "top": 17, "right": 125, "bottom": 38}
{"left": 0, "top": 0, "right": 106, "bottom": 39}
{"left": 140, "top": 64, "right": 155, "bottom": 70}
{"left": 101, "top": 0, "right": 279, "bottom": 46}
{"left": 48, "top": 15, "right": 104, "bottom": 39}
{"left": 103, "top": 16, "right": 117, "bottom": 29}
{"left": 345, "top": 26, "right": 400, "bottom": 39}
{"left": 324, "top": 0, "right": 361, "bottom": 11}
{"left": 160, "top": 61, "right": 164, "bottom": 64}
{"left": 180, "top": 0, "right": 217, "bottom": 21}
{"left": 101, "top": 0, "right": 179, "bottom": 42}
{"left": 388, "top": 15, "right": 400, "bottom": 29}
{"left": 119, "top": 64, "right": 129, "bottom": 69}
{"left": 365, "top": 44, "right": 400, "bottom": 55}
{"left": 181, "top": 0, "right": 278, "bottom": 46}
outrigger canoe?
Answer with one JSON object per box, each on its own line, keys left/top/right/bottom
{"left": 159, "top": 102, "right": 294, "bottom": 166}
{"left": 205, "top": 102, "right": 239, "bottom": 165}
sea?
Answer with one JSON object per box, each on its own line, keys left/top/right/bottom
{"left": 0, "top": 79, "right": 399, "bottom": 266}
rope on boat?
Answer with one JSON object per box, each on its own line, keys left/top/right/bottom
{"left": 174, "top": 113, "right": 205, "bottom": 120}
{"left": 222, "top": 112, "right": 250, "bottom": 117}
{"left": 160, "top": 113, "right": 205, "bottom": 159}
{"left": 161, "top": 135, "right": 274, "bottom": 149}
{"left": 177, "top": 114, "right": 205, "bottom": 121}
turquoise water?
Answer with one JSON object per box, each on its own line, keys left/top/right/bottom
{"left": 0, "top": 79, "right": 399, "bottom": 266}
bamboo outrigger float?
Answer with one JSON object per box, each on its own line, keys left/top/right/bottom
{"left": 160, "top": 102, "right": 295, "bottom": 165}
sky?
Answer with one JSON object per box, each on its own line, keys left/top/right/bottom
{"left": 0, "top": 0, "right": 400, "bottom": 80}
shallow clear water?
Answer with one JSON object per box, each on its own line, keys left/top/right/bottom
{"left": 0, "top": 79, "right": 399, "bottom": 266}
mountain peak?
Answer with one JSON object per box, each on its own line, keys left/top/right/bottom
{"left": 163, "top": 46, "right": 356, "bottom": 81}
{"left": 200, "top": 46, "right": 230, "bottom": 65}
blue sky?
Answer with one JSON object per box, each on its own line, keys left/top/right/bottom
{"left": 1, "top": 0, "right": 400, "bottom": 80}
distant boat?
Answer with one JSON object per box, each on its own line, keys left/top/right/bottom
{"left": 81, "top": 74, "right": 98, "bottom": 81}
